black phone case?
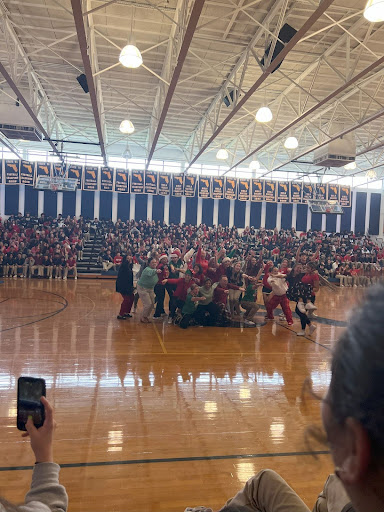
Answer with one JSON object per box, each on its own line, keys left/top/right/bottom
{"left": 17, "top": 377, "right": 46, "bottom": 431}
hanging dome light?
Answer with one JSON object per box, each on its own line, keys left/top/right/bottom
{"left": 284, "top": 136, "right": 299, "bottom": 149}
{"left": 119, "top": 119, "right": 135, "bottom": 134}
{"left": 255, "top": 106, "right": 273, "bottom": 123}
{"left": 249, "top": 159, "right": 261, "bottom": 170}
{"left": 119, "top": 44, "right": 143, "bottom": 68}
{"left": 367, "top": 169, "right": 377, "bottom": 179}
{"left": 216, "top": 148, "right": 229, "bottom": 160}
{"left": 344, "top": 161, "right": 357, "bottom": 170}
{"left": 364, "top": 0, "right": 384, "bottom": 22}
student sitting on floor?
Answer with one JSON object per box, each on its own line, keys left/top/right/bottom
{"left": 179, "top": 283, "right": 206, "bottom": 329}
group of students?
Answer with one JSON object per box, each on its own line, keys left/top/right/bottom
{"left": 0, "top": 213, "right": 83, "bottom": 280}
{"left": 9, "top": 285, "right": 384, "bottom": 512}
{"left": 115, "top": 239, "right": 321, "bottom": 336}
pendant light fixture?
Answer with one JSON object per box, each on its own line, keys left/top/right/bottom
{"left": 119, "top": 119, "right": 135, "bottom": 134}
{"left": 284, "top": 136, "right": 299, "bottom": 149}
{"left": 344, "top": 161, "right": 357, "bottom": 170}
{"left": 249, "top": 159, "right": 261, "bottom": 170}
{"left": 255, "top": 106, "right": 273, "bottom": 123}
{"left": 367, "top": 169, "right": 377, "bottom": 179}
{"left": 119, "top": 7, "right": 143, "bottom": 68}
{"left": 119, "top": 44, "right": 143, "bottom": 68}
{"left": 216, "top": 147, "right": 229, "bottom": 160}
{"left": 364, "top": 0, "right": 384, "bottom": 22}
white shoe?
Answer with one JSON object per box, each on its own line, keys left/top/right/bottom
{"left": 340, "top": 284, "right": 344, "bottom": 287}
{"left": 297, "top": 330, "right": 306, "bottom": 336}
{"left": 74, "top": 277, "right": 77, "bottom": 280}
{"left": 13, "top": 275, "right": 17, "bottom": 279}
{"left": 305, "top": 302, "right": 317, "bottom": 311}
{"left": 353, "top": 284, "right": 357, "bottom": 288}
{"left": 309, "top": 324, "right": 317, "bottom": 335}
{"left": 297, "top": 301, "right": 306, "bottom": 314}
{"left": 49, "top": 276, "right": 52, "bottom": 279}
{"left": 63, "top": 277, "right": 67, "bottom": 280}
{"left": 308, "top": 311, "right": 318, "bottom": 318}
{"left": 244, "top": 319, "right": 255, "bottom": 325}
{"left": 167, "top": 317, "right": 173, "bottom": 324}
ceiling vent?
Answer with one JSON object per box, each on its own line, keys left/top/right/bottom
{"left": 313, "top": 125, "right": 356, "bottom": 168}
{"left": 0, "top": 123, "right": 43, "bottom": 141}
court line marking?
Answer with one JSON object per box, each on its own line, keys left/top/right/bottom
{"left": 152, "top": 322, "right": 168, "bottom": 354}
{"left": 0, "top": 290, "right": 68, "bottom": 333}
{"left": 0, "top": 450, "right": 330, "bottom": 472}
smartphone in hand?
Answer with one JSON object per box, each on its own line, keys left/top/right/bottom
{"left": 17, "top": 377, "right": 46, "bottom": 431}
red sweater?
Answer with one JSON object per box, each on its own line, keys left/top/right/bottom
{"left": 213, "top": 283, "right": 239, "bottom": 305}
{"left": 166, "top": 278, "right": 193, "bottom": 301}
{"left": 195, "top": 246, "right": 209, "bottom": 274}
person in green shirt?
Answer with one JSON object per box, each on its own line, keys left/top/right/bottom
{"left": 195, "top": 277, "right": 219, "bottom": 326}
{"left": 137, "top": 258, "right": 161, "bottom": 323}
{"left": 179, "top": 283, "right": 205, "bottom": 329}
{"left": 241, "top": 280, "right": 261, "bottom": 322}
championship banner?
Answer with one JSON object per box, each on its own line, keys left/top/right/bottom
{"left": 20, "top": 160, "right": 34, "bottom": 186}
{"left": 101, "top": 167, "right": 114, "bottom": 191}
{"left": 224, "top": 177, "right": 237, "bottom": 200}
{"left": 327, "top": 183, "right": 340, "bottom": 202}
{"left": 114, "top": 168, "right": 129, "bottom": 193}
{"left": 302, "top": 183, "right": 314, "bottom": 202}
{"left": 36, "top": 162, "right": 51, "bottom": 178}
{"left": 212, "top": 176, "right": 224, "bottom": 199}
{"left": 158, "top": 173, "right": 170, "bottom": 196}
{"left": 172, "top": 173, "right": 184, "bottom": 197}
{"left": 83, "top": 166, "right": 98, "bottom": 191}
{"left": 277, "top": 181, "right": 289, "bottom": 203}
{"left": 290, "top": 182, "right": 302, "bottom": 203}
{"left": 315, "top": 183, "right": 326, "bottom": 201}
{"left": 4, "top": 159, "right": 20, "bottom": 184}
{"left": 340, "top": 185, "right": 351, "bottom": 207}
{"left": 184, "top": 175, "right": 197, "bottom": 197}
{"left": 52, "top": 163, "right": 65, "bottom": 177}
{"left": 198, "top": 175, "right": 211, "bottom": 199}
{"left": 144, "top": 170, "right": 158, "bottom": 195}
{"left": 251, "top": 179, "right": 264, "bottom": 202}
{"left": 238, "top": 178, "right": 250, "bottom": 201}
{"left": 67, "top": 164, "right": 83, "bottom": 188}
{"left": 130, "top": 169, "right": 145, "bottom": 194}
{"left": 264, "top": 181, "right": 277, "bottom": 202}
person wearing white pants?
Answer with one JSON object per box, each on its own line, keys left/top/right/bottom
{"left": 137, "top": 258, "right": 161, "bottom": 323}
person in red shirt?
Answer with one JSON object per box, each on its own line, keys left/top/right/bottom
{"left": 213, "top": 275, "right": 245, "bottom": 326}
{"left": 162, "top": 270, "right": 195, "bottom": 321}
{"left": 195, "top": 239, "right": 209, "bottom": 274}
{"left": 113, "top": 252, "right": 123, "bottom": 270}
{"left": 64, "top": 256, "right": 77, "bottom": 280}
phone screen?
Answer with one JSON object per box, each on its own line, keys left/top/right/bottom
{"left": 17, "top": 377, "right": 46, "bottom": 431}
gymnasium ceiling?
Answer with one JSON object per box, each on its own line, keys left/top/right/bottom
{"left": 0, "top": 0, "right": 384, "bottom": 183}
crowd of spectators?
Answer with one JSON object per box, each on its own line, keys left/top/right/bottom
{"left": 0, "top": 213, "right": 84, "bottom": 280}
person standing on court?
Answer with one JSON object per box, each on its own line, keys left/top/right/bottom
{"left": 116, "top": 256, "right": 134, "bottom": 320}
{"left": 137, "top": 258, "right": 161, "bottom": 324}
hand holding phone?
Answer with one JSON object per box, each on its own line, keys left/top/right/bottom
{"left": 17, "top": 377, "right": 46, "bottom": 431}
{"left": 22, "top": 397, "right": 55, "bottom": 463}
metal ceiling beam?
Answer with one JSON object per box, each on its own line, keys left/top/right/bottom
{"left": 223, "top": 54, "right": 384, "bottom": 174}
{"left": 145, "top": 0, "right": 205, "bottom": 169}
{"left": 184, "top": 0, "right": 286, "bottom": 162}
{"left": 71, "top": 0, "right": 107, "bottom": 165}
{"left": 0, "top": 60, "right": 63, "bottom": 161}
{"left": 220, "top": 13, "right": 369, "bottom": 163}
{"left": 185, "top": 0, "right": 336, "bottom": 172}
{"left": 267, "top": 105, "right": 384, "bottom": 175}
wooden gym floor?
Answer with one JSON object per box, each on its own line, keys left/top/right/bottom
{"left": 0, "top": 278, "right": 360, "bottom": 511}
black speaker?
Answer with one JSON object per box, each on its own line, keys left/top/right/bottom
{"left": 77, "top": 73, "right": 89, "bottom": 93}
{"left": 261, "top": 23, "right": 297, "bottom": 73}
{"left": 223, "top": 89, "right": 238, "bottom": 107}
